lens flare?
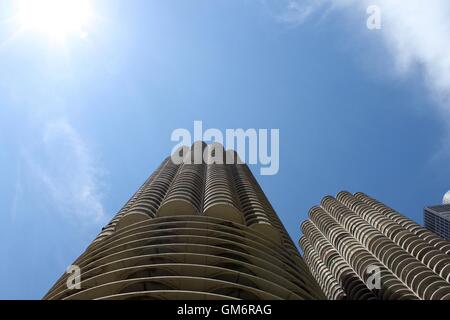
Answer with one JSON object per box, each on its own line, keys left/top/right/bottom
{"left": 17, "top": 0, "right": 93, "bottom": 40}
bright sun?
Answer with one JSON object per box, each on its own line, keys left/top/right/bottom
{"left": 17, "top": 0, "right": 93, "bottom": 40}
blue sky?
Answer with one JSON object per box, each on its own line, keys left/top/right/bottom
{"left": 0, "top": 0, "right": 449, "bottom": 299}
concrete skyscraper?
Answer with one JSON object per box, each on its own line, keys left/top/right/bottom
{"left": 299, "top": 191, "right": 450, "bottom": 300}
{"left": 44, "top": 142, "right": 325, "bottom": 300}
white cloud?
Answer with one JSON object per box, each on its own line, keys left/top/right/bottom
{"left": 10, "top": 164, "right": 22, "bottom": 221}
{"left": 23, "top": 119, "right": 106, "bottom": 224}
{"left": 277, "top": 1, "right": 325, "bottom": 25}
{"left": 277, "top": 0, "right": 450, "bottom": 119}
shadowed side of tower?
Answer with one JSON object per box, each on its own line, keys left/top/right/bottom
{"left": 43, "top": 143, "right": 325, "bottom": 300}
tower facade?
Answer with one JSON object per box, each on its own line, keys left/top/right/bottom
{"left": 424, "top": 204, "right": 450, "bottom": 242}
{"left": 299, "top": 191, "right": 450, "bottom": 300}
{"left": 44, "top": 142, "right": 324, "bottom": 300}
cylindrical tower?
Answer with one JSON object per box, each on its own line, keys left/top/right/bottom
{"left": 43, "top": 143, "right": 325, "bottom": 300}
{"left": 299, "top": 191, "right": 450, "bottom": 300}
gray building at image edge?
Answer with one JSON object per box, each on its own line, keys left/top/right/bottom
{"left": 424, "top": 204, "right": 450, "bottom": 242}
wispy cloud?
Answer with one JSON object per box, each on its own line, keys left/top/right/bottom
{"left": 23, "top": 119, "right": 106, "bottom": 224}
{"left": 276, "top": 0, "right": 450, "bottom": 149}
{"left": 10, "top": 163, "right": 22, "bottom": 221}
{"left": 277, "top": 1, "right": 324, "bottom": 25}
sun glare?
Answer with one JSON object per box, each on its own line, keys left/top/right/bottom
{"left": 17, "top": 0, "right": 93, "bottom": 40}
